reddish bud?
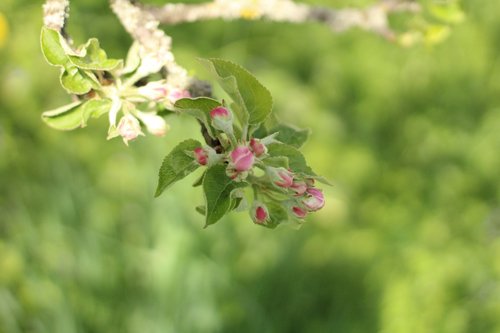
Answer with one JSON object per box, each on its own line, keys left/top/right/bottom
{"left": 292, "top": 206, "right": 308, "bottom": 219}
{"left": 302, "top": 188, "right": 325, "bottom": 212}
{"left": 290, "top": 180, "right": 307, "bottom": 196}
{"left": 249, "top": 138, "right": 267, "bottom": 157}
{"left": 251, "top": 202, "right": 269, "bottom": 224}
{"left": 230, "top": 146, "right": 255, "bottom": 172}
{"left": 210, "top": 106, "right": 231, "bottom": 120}
{"left": 268, "top": 167, "right": 294, "bottom": 188}
{"left": 194, "top": 147, "right": 208, "bottom": 166}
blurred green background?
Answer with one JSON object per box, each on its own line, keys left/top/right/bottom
{"left": 1, "top": 0, "right": 500, "bottom": 332}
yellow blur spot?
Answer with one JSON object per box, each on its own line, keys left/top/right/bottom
{"left": 240, "top": 7, "right": 260, "bottom": 20}
{"left": 0, "top": 12, "right": 8, "bottom": 48}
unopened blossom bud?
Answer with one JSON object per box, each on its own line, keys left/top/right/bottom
{"left": 193, "top": 146, "right": 221, "bottom": 167}
{"left": 117, "top": 114, "right": 144, "bottom": 144}
{"left": 302, "top": 188, "right": 325, "bottom": 212}
{"left": 249, "top": 138, "right": 267, "bottom": 157}
{"left": 230, "top": 145, "right": 255, "bottom": 172}
{"left": 267, "top": 167, "right": 294, "bottom": 188}
{"left": 137, "top": 81, "right": 168, "bottom": 101}
{"left": 210, "top": 106, "right": 233, "bottom": 134}
{"left": 194, "top": 147, "right": 208, "bottom": 166}
{"left": 137, "top": 112, "right": 169, "bottom": 137}
{"left": 292, "top": 206, "right": 308, "bottom": 219}
{"left": 250, "top": 202, "right": 269, "bottom": 225}
{"left": 290, "top": 180, "right": 307, "bottom": 196}
{"left": 226, "top": 167, "right": 248, "bottom": 182}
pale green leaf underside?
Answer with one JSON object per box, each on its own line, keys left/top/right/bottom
{"left": 42, "top": 98, "right": 112, "bottom": 131}
{"left": 40, "top": 27, "right": 69, "bottom": 67}
{"left": 174, "top": 97, "right": 221, "bottom": 139}
{"left": 155, "top": 139, "right": 202, "bottom": 197}
{"left": 203, "top": 164, "right": 247, "bottom": 227}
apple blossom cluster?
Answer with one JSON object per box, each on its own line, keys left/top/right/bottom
{"left": 188, "top": 105, "right": 326, "bottom": 227}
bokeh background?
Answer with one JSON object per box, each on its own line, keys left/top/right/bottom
{"left": 1, "top": 0, "right": 499, "bottom": 332}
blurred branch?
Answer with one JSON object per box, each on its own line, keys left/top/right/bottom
{"left": 145, "top": 0, "right": 421, "bottom": 40}
{"left": 42, "top": 0, "right": 69, "bottom": 32}
{"left": 110, "top": 0, "right": 190, "bottom": 90}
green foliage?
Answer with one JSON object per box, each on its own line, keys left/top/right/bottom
{"left": 41, "top": 99, "right": 112, "bottom": 130}
{"left": 2, "top": 1, "right": 500, "bottom": 333}
{"left": 155, "top": 139, "right": 202, "bottom": 196}
{"left": 174, "top": 97, "right": 221, "bottom": 139}
{"left": 202, "top": 164, "right": 248, "bottom": 227}
{"left": 200, "top": 58, "right": 273, "bottom": 130}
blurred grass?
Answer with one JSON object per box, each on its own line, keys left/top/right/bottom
{"left": 1, "top": 0, "right": 500, "bottom": 332}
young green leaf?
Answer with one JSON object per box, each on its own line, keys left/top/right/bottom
{"left": 267, "top": 143, "right": 331, "bottom": 185}
{"left": 271, "top": 124, "right": 310, "bottom": 148}
{"left": 264, "top": 202, "right": 290, "bottom": 229}
{"left": 155, "top": 139, "right": 202, "bottom": 197}
{"left": 174, "top": 97, "right": 221, "bottom": 139}
{"left": 200, "top": 58, "right": 273, "bottom": 128}
{"left": 68, "top": 38, "right": 122, "bottom": 71}
{"left": 60, "top": 66, "right": 96, "bottom": 95}
{"left": 40, "top": 27, "right": 69, "bottom": 67}
{"left": 41, "top": 101, "right": 85, "bottom": 130}
{"left": 82, "top": 99, "right": 112, "bottom": 120}
{"left": 203, "top": 164, "right": 248, "bottom": 227}
{"left": 42, "top": 98, "right": 112, "bottom": 131}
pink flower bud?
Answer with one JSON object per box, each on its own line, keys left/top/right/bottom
{"left": 302, "top": 188, "right": 325, "bottom": 212}
{"left": 117, "top": 114, "right": 144, "bottom": 144}
{"left": 290, "top": 180, "right": 307, "bottom": 196}
{"left": 194, "top": 147, "right": 208, "bottom": 166}
{"left": 268, "top": 167, "right": 294, "bottom": 188}
{"left": 210, "top": 106, "right": 234, "bottom": 134}
{"left": 250, "top": 202, "right": 269, "bottom": 224}
{"left": 292, "top": 206, "right": 308, "bottom": 219}
{"left": 230, "top": 145, "right": 255, "bottom": 172}
{"left": 249, "top": 138, "right": 267, "bottom": 157}
{"left": 210, "top": 106, "right": 231, "bottom": 120}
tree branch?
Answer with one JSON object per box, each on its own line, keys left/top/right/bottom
{"left": 110, "top": 0, "right": 190, "bottom": 89}
{"left": 144, "top": 0, "right": 421, "bottom": 40}
{"left": 42, "top": 0, "right": 69, "bottom": 33}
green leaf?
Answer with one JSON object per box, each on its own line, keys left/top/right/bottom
{"left": 267, "top": 143, "right": 331, "bottom": 185}
{"left": 60, "top": 67, "right": 95, "bottom": 95}
{"left": 263, "top": 156, "right": 290, "bottom": 169}
{"left": 174, "top": 97, "right": 221, "bottom": 139}
{"left": 69, "top": 38, "right": 122, "bottom": 71}
{"left": 42, "top": 101, "right": 85, "bottom": 130}
{"left": 82, "top": 99, "right": 112, "bottom": 120}
{"left": 40, "top": 27, "right": 69, "bottom": 67}
{"left": 192, "top": 170, "right": 206, "bottom": 187}
{"left": 200, "top": 58, "right": 273, "bottom": 128}
{"left": 155, "top": 139, "right": 202, "bottom": 197}
{"left": 203, "top": 164, "right": 248, "bottom": 227}
{"left": 272, "top": 124, "right": 310, "bottom": 148}
{"left": 42, "top": 98, "right": 112, "bottom": 131}
{"left": 263, "top": 202, "right": 290, "bottom": 229}
{"left": 267, "top": 143, "right": 315, "bottom": 175}
{"left": 196, "top": 206, "right": 206, "bottom": 216}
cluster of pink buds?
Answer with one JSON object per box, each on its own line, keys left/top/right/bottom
{"left": 265, "top": 166, "right": 325, "bottom": 219}
{"left": 189, "top": 104, "right": 325, "bottom": 226}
